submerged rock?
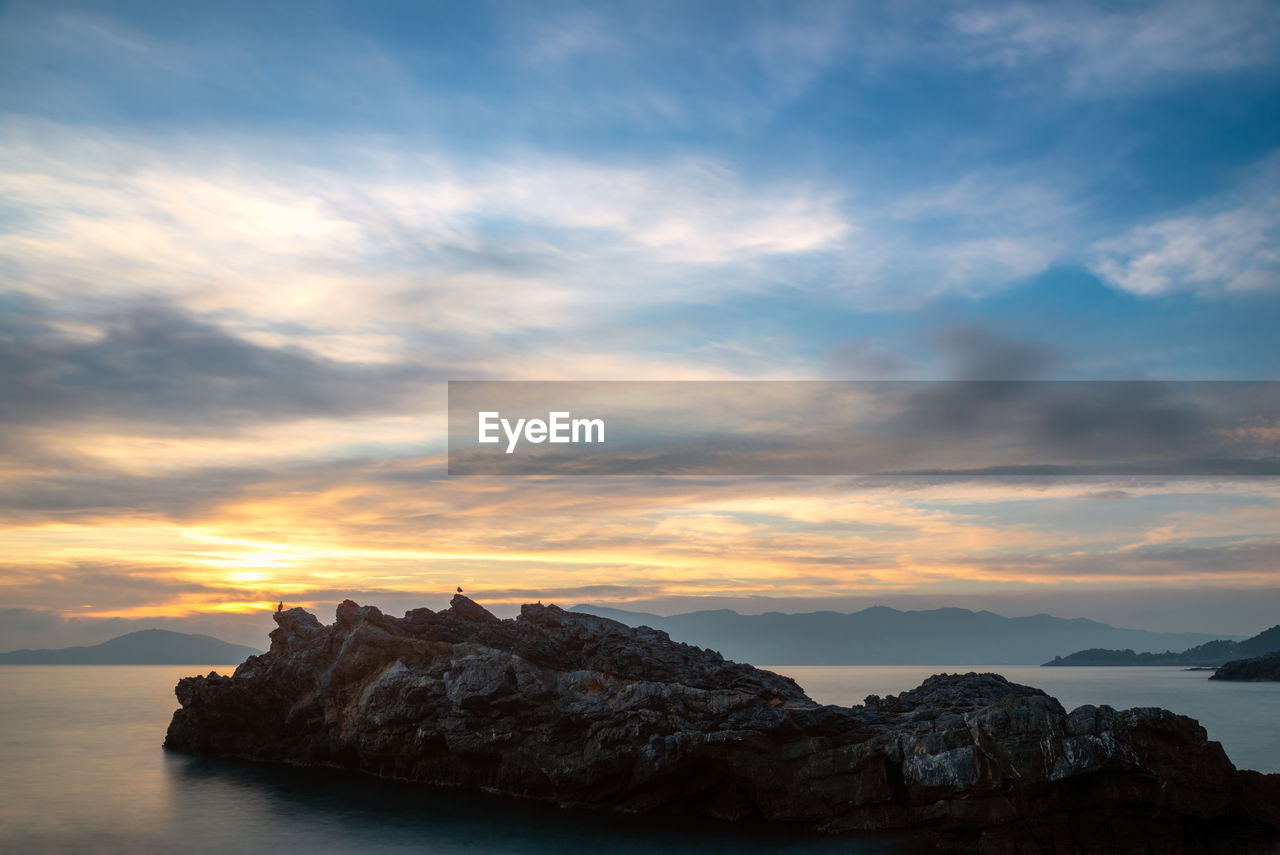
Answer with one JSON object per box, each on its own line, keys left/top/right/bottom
{"left": 166, "top": 596, "right": 1280, "bottom": 853}
{"left": 1211, "top": 651, "right": 1280, "bottom": 682}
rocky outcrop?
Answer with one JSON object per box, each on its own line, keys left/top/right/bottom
{"left": 1211, "top": 651, "right": 1280, "bottom": 682}
{"left": 165, "top": 596, "right": 1280, "bottom": 853}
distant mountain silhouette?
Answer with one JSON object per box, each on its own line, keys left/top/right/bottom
{"left": 0, "top": 629, "right": 262, "bottom": 665}
{"left": 1045, "top": 624, "right": 1280, "bottom": 667}
{"left": 568, "top": 605, "right": 1234, "bottom": 665}
{"left": 1234, "top": 624, "right": 1280, "bottom": 658}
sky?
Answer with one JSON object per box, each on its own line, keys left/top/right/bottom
{"left": 1, "top": 0, "right": 1278, "bottom": 650}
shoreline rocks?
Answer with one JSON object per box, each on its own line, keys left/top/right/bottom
{"left": 165, "top": 596, "right": 1280, "bottom": 853}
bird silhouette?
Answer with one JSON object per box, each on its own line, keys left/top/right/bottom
{"left": 456, "top": 586, "right": 463, "bottom": 593}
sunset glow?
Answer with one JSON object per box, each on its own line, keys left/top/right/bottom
{"left": 1, "top": 0, "right": 1278, "bottom": 652}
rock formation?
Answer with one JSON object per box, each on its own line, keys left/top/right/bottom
{"left": 1211, "top": 651, "right": 1280, "bottom": 682}
{"left": 165, "top": 596, "right": 1280, "bottom": 853}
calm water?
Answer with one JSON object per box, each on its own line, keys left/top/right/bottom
{"left": 1, "top": 664, "right": 1275, "bottom": 855}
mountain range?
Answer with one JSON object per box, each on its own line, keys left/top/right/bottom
{"left": 0, "top": 629, "right": 263, "bottom": 665}
{"left": 1044, "top": 624, "right": 1280, "bottom": 667}
{"left": 569, "top": 604, "right": 1236, "bottom": 665}
{"left": 5, "top": 608, "right": 1256, "bottom": 668}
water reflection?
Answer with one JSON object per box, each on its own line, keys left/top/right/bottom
{"left": 162, "top": 753, "right": 932, "bottom": 855}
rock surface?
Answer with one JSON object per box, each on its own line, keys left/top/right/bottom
{"left": 166, "top": 596, "right": 1280, "bottom": 853}
{"left": 1211, "top": 651, "right": 1280, "bottom": 682}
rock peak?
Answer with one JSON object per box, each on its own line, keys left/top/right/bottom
{"left": 448, "top": 593, "right": 499, "bottom": 623}
{"left": 266, "top": 607, "right": 324, "bottom": 657}
{"left": 271, "top": 606, "right": 316, "bottom": 627}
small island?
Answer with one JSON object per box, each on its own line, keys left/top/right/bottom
{"left": 1211, "top": 651, "right": 1280, "bottom": 682}
{"left": 166, "top": 595, "right": 1280, "bottom": 854}
{"left": 1044, "top": 624, "right": 1280, "bottom": 667}
{"left": 0, "top": 629, "right": 262, "bottom": 665}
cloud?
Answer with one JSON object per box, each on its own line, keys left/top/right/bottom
{"left": 0, "top": 121, "right": 852, "bottom": 335}
{"left": 823, "top": 171, "right": 1075, "bottom": 307}
{"left": 971, "top": 538, "right": 1280, "bottom": 581}
{"left": 1089, "top": 152, "right": 1280, "bottom": 296}
{"left": 0, "top": 606, "right": 64, "bottom": 633}
{"left": 0, "top": 118, "right": 1107, "bottom": 338}
{"left": 518, "top": 9, "right": 621, "bottom": 67}
{"left": 0, "top": 1, "right": 1276, "bottom": 645}
{"left": 746, "top": 1, "right": 855, "bottom": 99}
{"left": 1079, "top": 490, "right": 1132, "bottom": 501}
{"left": 930, "top": 325, "right": 1061, "bottom": 380}
{"left": 0, "top": 450, "right": 1276, "bottom": 644}
{"left": 0, "top": 301, "right": 434, "bottom": 433}
{"left": 949, "top": 0, "right": 1280, "bottom": 95}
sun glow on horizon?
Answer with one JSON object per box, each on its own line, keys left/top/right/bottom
{"left": 2, "top": 472, "right": 1275, "bottom": 623}
{"left": 1, "top": 0, "right": 1278, "bottom": 641}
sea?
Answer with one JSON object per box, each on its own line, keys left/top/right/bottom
{"left": 1, "top": 664, "right": 1276, "bottom": 855}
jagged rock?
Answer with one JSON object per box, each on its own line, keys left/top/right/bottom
{"left": 165, "top": 596, "right": 1280, "bottom": 853}
{"left": 1211, "top": 651, "right": 1280, "bottom": 682}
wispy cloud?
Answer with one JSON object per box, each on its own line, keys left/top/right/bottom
{"left": 1090, "top": 152, "right": 1280, "bottom": 296}
{"left": 0, "top": 120, "right": 1092, "bottom": 326}
{"left": 517, "top": 9, "right": 621, "bottom": 67}
{"left": 0, "top": 121, "right": 851, "bottom": 330}
{"left": 949, "top": 0, "right": 1280, "bottom": 95}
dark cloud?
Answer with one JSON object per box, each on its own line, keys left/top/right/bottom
{"left": 879, "top": 379, "right": 1263, "bottom": 474}
{"left": 1079, "top": 489, "right": 1132, "bottom": 500}
{"left": 0, "top": 463, "right": 272, "bottom": 522}
{"left": 0, "top": 561, "right": 253, "bottom": 610}
{"left": 931, "top": 325, "right": 1061, "bottom": 381}
{"left": 0, "top": 302, "right": 439, "bottom": 433}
